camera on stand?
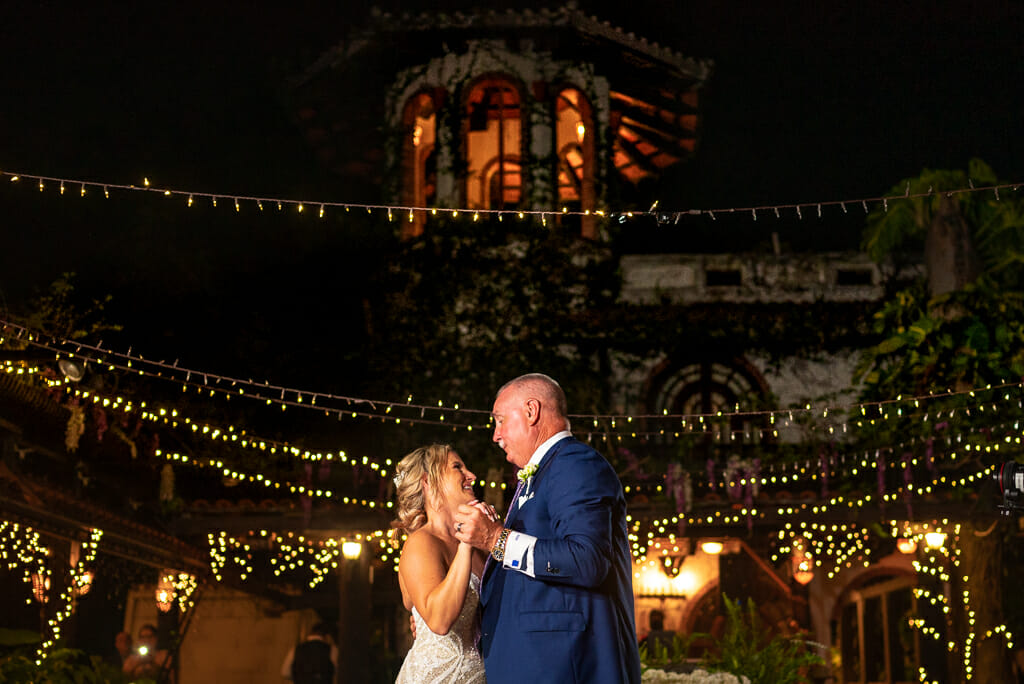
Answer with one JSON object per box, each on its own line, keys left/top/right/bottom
{"left": 994, "top": 461, "right": 1024, "bottom": 515}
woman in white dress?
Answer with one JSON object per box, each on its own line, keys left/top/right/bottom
{"left": 392, "top": 444, "right": 496, "bottom": 684}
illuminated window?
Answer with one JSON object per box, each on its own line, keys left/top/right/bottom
{"left": 555, "top": 87, "right": 596, "bottom": 238}
{"left": 465, "top": 77, "right": 522, "bottom": 210}
{"left": 483, "top": 157, "right": 522, "bottom": 209}
{"left": 401, "top": 91, "right": 438, "bottom": 238}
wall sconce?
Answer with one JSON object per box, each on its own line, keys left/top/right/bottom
{"left": 575, "top": 121, "right": 586, "bottom": 144}
{"left": 635, "top": 563, "right": 689, "bottom": 598}
{"left": 156, "top": 572, "right": 177, "bottom": 612}
{"left": 342, "top": 541, "right": 362, "bottom": 560}
{"left": 31, "top": 572, "right": 51, "bottom": 604}
{"left": 700, "top": 541, "right": 724, "bottom": 555}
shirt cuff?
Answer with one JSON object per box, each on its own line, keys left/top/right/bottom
{"left": 502, "top": 530, "right": 537, "bottom": 577}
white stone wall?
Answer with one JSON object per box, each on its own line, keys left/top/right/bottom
{"left": 619, "top": 252, "right": 909, "bottom": 305}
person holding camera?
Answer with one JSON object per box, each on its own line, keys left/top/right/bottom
{"left": 122, "top": 623, "right": 171, "bottom": 682}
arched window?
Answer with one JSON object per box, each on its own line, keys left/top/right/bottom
{"left": 464, "top": 77, "right": 522, "bottom": 210}
{"left": 554, "top": 87, "right": 595, "bottom": 238}
{"left": 400, "top": 91, "right": 438, "bottom": 238}
{"left": 644, "top": 358, "right": 773, "bottom": 456}
{"left": 482, "top": 157, "right": 522, "bottom": 210}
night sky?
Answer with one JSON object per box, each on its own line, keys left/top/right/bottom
{"left": 1, "top": 0, "right": 1022, "bottom": 376}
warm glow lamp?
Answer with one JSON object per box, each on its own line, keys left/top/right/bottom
{"left": 924, "top": 532, "right": 946, "bottom": 550}
{"left": 31, "top": 572, "right": 50, "bottom": 604}
{"left": 75, "top": 570, "right": 94, "bottom": 597}
{"left": 794, "top": 568, "right": 815, "bottom": 585}
{"left": 156, "top": 572, "right": 176, "bottom": 612}
{"left": 700, "top": 541, "right": 724, "bottom": 555}
{"left": 897, "top": 537, "right": 917, "bottom": 554}
{"left": 342, "top": 541, "right": 362, "bottom": 560}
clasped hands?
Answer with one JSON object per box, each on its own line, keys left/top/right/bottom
{"left": 454, "top": 500, "right": 504, "bottom": 551}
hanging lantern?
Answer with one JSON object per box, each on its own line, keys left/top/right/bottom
{"left": 156, "top": 572, "right": 177, "bottom": 612}
{"left": 896, "top": 537, "right": 917, "bottom": 554}
{"left": 75, "top": 569, "right": 94, "bottom": 597}
{"left": 793, "top": 558, "right": 815, "bottom": 585}
{"left": 794, "top": 568, "right": 815, "bottom": 585}
{"left": 791, "top": 537, "right": 815, "bottom": 585}
{"left": 31, "top": 572, "right": 51, "bottom": 603}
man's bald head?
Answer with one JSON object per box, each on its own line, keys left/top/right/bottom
{"left": 496, "top": 373, "right": 568, "bottom": 423}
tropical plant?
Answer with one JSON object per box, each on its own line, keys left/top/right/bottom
{"left": 701, "top": 596, "right": 823, "bottom": 684}
{"left": 854, "top": 160, "right": 1024, "bottom": 682}
{"left": 640, "top": 630, "right": 702, "bottom": 670}
{"left": 0, "top": 647, "right": 129, "bottom": 684}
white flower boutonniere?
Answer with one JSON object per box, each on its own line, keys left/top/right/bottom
{"left": 517, "top": 464, "right": 538, "bottom": 482}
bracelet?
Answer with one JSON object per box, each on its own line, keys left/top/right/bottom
{"left": 490, "top": 528, "right": 511, "bottom": 562}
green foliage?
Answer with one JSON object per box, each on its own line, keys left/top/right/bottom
{"left": 863, "top": 159, "right": 1024, "bottom": 290}
{"left": 853, "top": 279, "right": 1024, "bottom": 397}
{"left": 365, "top": 217, "right": 619, "bottom": 467}
{"left": 703, "top": 596, "right": 823, "bottom": 684}
{"left": 0, "top": 647, "right": 129, "bottom": 684}
{"left": 0, "top": 628, "right": 41, "bottom": 647}
{"left": 639, "top": 631, "right": 702, "bottom": 670}
{"left": 15, "top": 272, "right": 122, "bottom": 340}
{"left": 857, "top": 159, "right": 1024, "bottom": 398}
{"left": 857, "top": 161, "right": 1024, "bottom": 672}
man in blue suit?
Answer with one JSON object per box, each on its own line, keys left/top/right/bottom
{"left": 455, "top": 373, "right": 641, "bottom": 684}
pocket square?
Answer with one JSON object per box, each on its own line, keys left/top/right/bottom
{"left": 518, "top": 492, "right": 535, "bottom": 508}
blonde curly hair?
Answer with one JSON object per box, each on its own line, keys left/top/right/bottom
{"left": 391, "top": 444, "right": 453, "bottom": 533}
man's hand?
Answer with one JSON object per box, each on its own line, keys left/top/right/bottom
{"left": 454, "top": 500, "right": 503, "bottom": 551}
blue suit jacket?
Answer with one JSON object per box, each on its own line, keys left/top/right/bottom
{"left": 480, "top": 437, "right": 641, "bottom": 684}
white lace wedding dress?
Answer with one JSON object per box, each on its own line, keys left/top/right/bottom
{"left": 395, "top": 573, "right": 486, "bottom": 683}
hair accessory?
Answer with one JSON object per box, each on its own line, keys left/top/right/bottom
{"left": 393, "top": 470, "right": 406, "bottom": 487}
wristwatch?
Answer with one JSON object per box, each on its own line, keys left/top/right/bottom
{"left": 490, "top": 528, "right": 511, "bottom": 562}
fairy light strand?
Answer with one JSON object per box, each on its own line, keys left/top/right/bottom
{"left": 2, "top": 168, "right": 1020, "bottom": 225}
{"left": 4, "top": 321, "right": 1023, "bottom": 430}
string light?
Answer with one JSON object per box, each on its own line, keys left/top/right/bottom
{"left": 1, "top": 167, "right": 1020, "bottom": 226}
{"left": 4, "top": 319, "right": 1021, "bottom": 433}
{"left": 59, "top": 380, "right": 396, "bottom": 474}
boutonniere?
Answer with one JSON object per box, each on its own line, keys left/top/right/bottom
{"left": 517, "top": 464, "right": 538, "bottom": 482}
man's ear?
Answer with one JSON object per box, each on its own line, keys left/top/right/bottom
{"left": 525, "top": 398, "right": 541, "bottom": 425}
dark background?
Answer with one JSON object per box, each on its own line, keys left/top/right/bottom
{"left": 1, "top": 0, "right": 1022, "bottom": 379}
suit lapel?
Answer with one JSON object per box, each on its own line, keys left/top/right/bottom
{"left": 483, "top": 436, "right": 572, "bottom": 590}
{"left": 503, "top": 437, "right": 568, "bottom": 527}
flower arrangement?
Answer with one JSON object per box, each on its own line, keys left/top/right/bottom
{"left": 517, "top": 464, "right": 538, "bottom": 481}
{"left": 642, "top": 669, "right": 749, "bottom": 684}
